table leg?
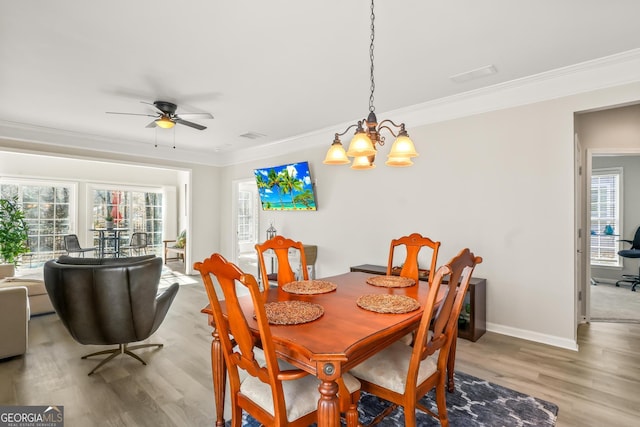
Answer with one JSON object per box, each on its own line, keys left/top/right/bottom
{"left": 317, "top": 379, "right": 340, "bottom": 427}
{"left": 99, "top": 231, "right": 105, "bottom": 258}
{"left": 211, "top": 328, "right": 227, "bottom": 427}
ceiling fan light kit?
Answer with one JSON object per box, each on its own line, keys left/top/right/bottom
{"left": 323, "top": 0, "right": 418, "bottom": 170}
{"left": 155, "top": 115, "right": 175, "bottom": 129}
{"left": 107, "top": 100, "right": 213, "bottom": 131}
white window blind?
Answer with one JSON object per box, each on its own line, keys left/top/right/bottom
{"left": 590, "top": 169, "right": 621, "bottom": 267}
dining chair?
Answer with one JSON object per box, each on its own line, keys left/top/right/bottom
{"left": 194, "top": 253, "right": 361, "bottom": 427}
{"left": 120, "top": 232, "right": 148, "bottom": 256}
{"left": 255, "top": 235, "right": 308, "bottom": 294}
{"left": 349, "top": 248, "right": 482, "bottom": 427}
{"left": 63, "top": 234, "right": 96, "bottom": 257}
{"left": 387, "top": 233, "right": 441, "bottom": 284}
{"left": 388, "top": 233, "right": 441, "bottom": 346}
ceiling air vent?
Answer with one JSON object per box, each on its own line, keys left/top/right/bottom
{"left": 239, "top": 132, "right": 266, "bottom": 139}
{"left": 450, "top": 65, "right": 497, "bottom": 83}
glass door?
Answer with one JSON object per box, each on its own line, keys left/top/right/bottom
{"left": 233, "top": 179, "right": 259, "bottom": 276}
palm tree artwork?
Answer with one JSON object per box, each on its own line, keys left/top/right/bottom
{"left": 253, "top": 161, "right": 317, "bottom": 211}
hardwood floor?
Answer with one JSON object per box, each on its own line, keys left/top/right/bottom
{"left": 1, "top": 276, "right": 639, "bottom": 426}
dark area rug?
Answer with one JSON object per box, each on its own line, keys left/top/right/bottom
{"left": 230, "top": 371, "right": 558, "bottom": 426}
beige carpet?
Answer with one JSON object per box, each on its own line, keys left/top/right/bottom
{"left": 590, "top": 281, "right": 640, "bottom": 322}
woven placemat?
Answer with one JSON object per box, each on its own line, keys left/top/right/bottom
{"left": 366, "top": 275, "right": 416, "bottom": 288}
{"left": 260, "top": 301, "right": 324, "bottom": 325}
{"left": 356, "top": 294, "right": 420, "bottom": 314}
{"left": 282, "top": 280, "right": 337, "bottom": 295}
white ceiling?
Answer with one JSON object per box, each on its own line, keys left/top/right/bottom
{"left": 2, "top": 0, "right": 640, "bottom": 166}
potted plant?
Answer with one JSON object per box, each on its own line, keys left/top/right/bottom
{"left": 105, "top": 213, "right": 114, "bottom": 229}
{"left": 0, "top": 196, "right": 30, "bottom": 278}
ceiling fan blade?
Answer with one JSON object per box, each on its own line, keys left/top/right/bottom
{"left": 175, "top": 118, "right": 206, "bottom": 130}
{"left": 145, "top": 120, "right": 157, "bottom": 128}
{"left": 106, "top": 112, "right": 157, "bottom": 117}
{"left": 176, "top": 112, "right": 214, "bottom": 119}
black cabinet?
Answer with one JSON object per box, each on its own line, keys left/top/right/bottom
{"left": 350, "top": 264, "right": 486, "bottom": 341}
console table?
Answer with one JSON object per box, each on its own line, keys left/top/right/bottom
{"left": 350, "top": 264, "right": 486, "bottom": 341}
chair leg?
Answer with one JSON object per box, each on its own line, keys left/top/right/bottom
{"left": 434, "top": 380, "right": 449, "bottom": 427}
{"left": 81, "top": 343, "right": 164, "bottom": 375}
{"left": 618, "top": 264, "right": 640, "bottom": 291}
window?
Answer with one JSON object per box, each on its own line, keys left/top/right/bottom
{"left": 90, "top": 186, "right": 163, "bottom": 254}
{"left": 0, "top": 179, "right": 75, "bottom": 266}
{"left": 590, "top": 168, "right": 622, "bottom": 267}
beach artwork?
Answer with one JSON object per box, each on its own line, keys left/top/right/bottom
{"left": 254, "top": 161, "right": 317, "bottom": 211}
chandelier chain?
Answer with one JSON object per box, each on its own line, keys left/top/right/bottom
{"left": 369, "top": 0, "right": 375, "bottom": 113}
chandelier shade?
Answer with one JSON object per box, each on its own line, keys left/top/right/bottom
{"left": 351, "top": 155, "right": 376, "bottom": 170}
{"left": 346, "top": 130, "right": 376, "bottom": 157}
{"left": 322, "top": 139, "right": 350, "bottom": 165}
{"left": 388, "top": 134, "right": 419, "bottom": 159}
{"left": 385, "top": 156, "right": 414, "bottom": 167}
{"left": 323, "top": 0, "right": 418, "bottom": 170}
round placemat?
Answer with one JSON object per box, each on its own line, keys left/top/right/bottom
{"left": 260, "top": 301, "right": 324, "bottom": 325}
{"left": 356, "top": 294, "right": 420, "bottom": 314}
{"left": 282, "top": 280, "right": 337, "bottom": 295}
{"left": 366, "top": 275, "right": 416, "bottom": 288}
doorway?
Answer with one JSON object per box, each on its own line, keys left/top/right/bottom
{"left": 576, "top": 104, "right": 640, "bottom": 325}
{"left": 588, "top": 154, "right": 640, "bottom": 323}
{"left": 232, "top": 179, "right": 260, "bottom": 277}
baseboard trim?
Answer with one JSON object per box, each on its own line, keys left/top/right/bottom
{"left": 487, "top": 322, "right": 579, "bottom": 351}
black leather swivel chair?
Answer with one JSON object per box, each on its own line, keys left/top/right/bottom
{"left": 43, "top": 255, "right": 179, "bottom": 374}
{"left": 616, "top": 226, "right": 640, "bottom": 292}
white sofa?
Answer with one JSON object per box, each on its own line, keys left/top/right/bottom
{"left": 0, "top": 286, "right": 29, "bottom": 359}
{"left": 0, "top": 277, "right": 54, "bottom": 316}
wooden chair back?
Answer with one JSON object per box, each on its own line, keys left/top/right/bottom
{"left": 387, "top": 233, "right": 440, "bottom": 284}
{"left": 413, "top": 248, "right": 482, "bottom": 389}
{"left": 256, "top": 235, "right": 308, "bottom": 293}
{"left": 194, "top": 253, "right": 310, "bottom": 426}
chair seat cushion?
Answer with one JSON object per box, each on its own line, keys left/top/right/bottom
{"left": 349, "top": 341, "right": 439, "bottom": 394}
{"left": 0, "top": 278, "right": 46, "bottom": 297}
{"left": 618, "top": 249, "right": 640, "bottom": 258}
{"left": 241, "top": 357, "right": 360, "bottom": 422}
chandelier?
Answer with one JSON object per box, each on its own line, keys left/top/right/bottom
{"left": 323, "top": 0, "right": 418, "bottom": 169}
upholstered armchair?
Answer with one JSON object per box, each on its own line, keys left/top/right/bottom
{"left": 43, "top": 255, "right": 179, "bottom": 375}
{"left": 0, "top": 286, "right": 29, "bottom": 359}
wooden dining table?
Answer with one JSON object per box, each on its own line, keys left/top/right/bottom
{"left": 201, "top": 271, "right": 444, "bottom": 427}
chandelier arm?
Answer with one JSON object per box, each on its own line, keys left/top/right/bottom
{"left": 377, "top": 125, "right": 399, "bottom": 138}
{"left": 378, "top": 119, "right": 406, "bottom": 130}
{"left": 334, "top": 123, "right": 362, "bottom": 139}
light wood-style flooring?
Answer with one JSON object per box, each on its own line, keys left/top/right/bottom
{"left": 1, "top": 274, "right": 639, "bottom": 426}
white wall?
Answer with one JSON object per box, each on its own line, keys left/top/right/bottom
{"left": 219, "top": 81, "right": 640, "bottom": 350}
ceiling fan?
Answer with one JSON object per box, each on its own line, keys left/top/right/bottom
{"left": 107, "top": 100, "right": 213, "bottom": 130}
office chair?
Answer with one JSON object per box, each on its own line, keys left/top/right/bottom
{"left": 616, "top": 226, "right": 640, "bottom": 291}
